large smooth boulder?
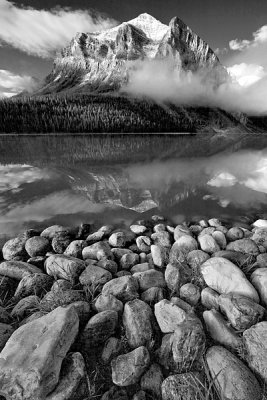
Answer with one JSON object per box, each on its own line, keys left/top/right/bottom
{"left": 102, "top": 276, "right": 139, "bottom": 302}
{"left": 218, "top": 293, "right": 264, "bottom": 331}
{"left": 2, "top": 237, "right": 27, "bottom": 260}
{"left": 200, "top": 257, "right": 259, "bottom": 302}
{"left": 154, "top": 300, "right": 187, "bottom": 333}
{"left": 111, "top": 346, "right": 150, "bottom": 386}
{"left": 64, "top": 240, "right": 86, "bottom": 259}
{"left": 243, "top": 321, "right": 267, "bottom": 382}
{"left": 251, "top": 268, "right": 267, "bottom": 307}
{"left": 41, "top": 225, "right": 70, "bottom": 239}
{"left": 172, "top": 236, "right": 198, "bottom": 256}
{"left": 226, "top": 238, "right": 259, "bottom": 255}
{"left": 0, "top": 306, "right": 79, "bottom": 400}
{"left": 0, "top": 261, "right": 43, "bottom": 280}
{"left": 161, "top": 373, "right": 204, "bottom": 400}
{"left": 123, "top": 299, "right": 155, "bottom": 349}
{"left": 25, "top": 236, "right": 50, "bottom": 257}
{"left": 203, "top": 310, "right": 242, "bottom": 351}
{"left": 82, "top": 241, "right": 113, "bottom": 261}
{"left": 46, "top": 352, "right": 89, "bottom": 400}
{"left": 45, "top": 255, "right": 86, "bottom": 283}
{"left": 79, "top": 265, "right": 112, "bottom": 287}
{"left": 206, "top": 346, "right": 261, "bottom": 400}
{"left": 198, "top": 234, "right": 220, "bottom": 254}
{"left": 151, "top": 245, "right": 169, "bottom": 268}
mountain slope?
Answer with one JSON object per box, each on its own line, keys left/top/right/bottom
{"left": 40, "top": 13, "right": 227, "bottom": 95}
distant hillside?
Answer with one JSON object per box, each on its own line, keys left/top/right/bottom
{"left": 0, "top": 93, "right": 249, "bottom": 133}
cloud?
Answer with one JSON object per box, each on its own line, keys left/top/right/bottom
{"left": 0, "top": 69, "right": 38, "bottom": 97}
{"left": 0, "top": 164, "right": 52, "bottom": 192}
{"left": 227, "top": 63, "right": 266, "bottom": 87}
{"left": 0, "top": 0, "right": 117, "bottom": 58}
{"left": 229, "top": 25, "right": 267, "bottom": 51}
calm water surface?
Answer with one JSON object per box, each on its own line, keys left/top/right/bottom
{"left": 0, "top": 133, "right": 267, "bottom": 244}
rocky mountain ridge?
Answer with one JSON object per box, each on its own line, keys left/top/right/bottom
{"left": 41, "top": 13, "right": 226, "bottom": 94}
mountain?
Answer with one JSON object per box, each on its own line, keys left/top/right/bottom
{"left": 40, "top": 13, "right": 227, "bottom": 94}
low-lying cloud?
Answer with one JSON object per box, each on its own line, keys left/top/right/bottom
{"left": 0, "top": 69, "right": 38, "bottom": 97}
{"left": 0, "top": 0, "right": 117, "bottom": 58}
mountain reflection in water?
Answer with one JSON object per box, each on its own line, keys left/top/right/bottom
{"left": 0, "top": 133, "right": 267, "bottom": 243}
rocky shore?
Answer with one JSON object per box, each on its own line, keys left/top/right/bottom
{"left": 0, "top": 215, "right": 267, "bottom": 399}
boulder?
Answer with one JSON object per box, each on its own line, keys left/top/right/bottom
{"left": 226, "top": 238, "right": 259, "bottom": 255}
{"left": 0, "top": 260, "right": 43, "bottom": 280}
{"left": 198, "top": 234, "right": 220, "bottom": 254}
{"left": 41, "top": 225, "right": 70, "bottom": 239}
{"left": 131, "top": 263, "right": 152, "bottom": 274}
{"left": 102, "top": 276, "right": 139, "bottom": 302}
{"left": 0, "top": 306, "right": 11, "bottom": 324}
{"left": 0, "top": 306, "right": 79, "bottom": 400}
{"left": 45, "top": 255, "right": 86, "bottom": 283}
{"left": 151, "top": 231, "right": 172, "bottom": 248}
{"left": 109, "top": 232, "right": 127, "bottom": 248}
{"left": 82, "top": 241, "right": 113, "bottom": 261}
{"left": 187, "top": 250, "right": 210, "bottom": 269}
{"left": 79, "top": 265, "right": 112, "bottom": 288}
{"left": 253, "top": 219, "right": 267, "bottom": 229}
{"left": 154, "top": 300, "right": 187, "bottom": 333}
{"left": 46, "top": 352, "right": 89, "bottom": 400}
{"left": 201, "top": 287, "right": 220, "bottom": 310}
{"left": 0, "top": 323, "right": 14, "bottom": 351}
{"left": 173, "top": 225, "right": 191, "bottom": 241}
{"left": 130, "top": 225, "right": 147, "bottom": 234}
{"left": 25, "top": 236, "right": 50, "bottom": 257}
{"left": 11, "top": 295, "right": 39, "bottom": 319}
{"left": 141, "top": 287, "right": 165, "bottom": 305}
{"left": 203, "top": 310, "right": 242, "bottom": 351}
{"left": 2, "top": 237, "right": 27, "bottom": 260}
{"left": 200, "top": 257, "right": 259, "bottom": 302}
{"left": 251, "top": 268, "right": 267, "bottom": 307}
{"left": 133, "top": 270, "right": 166, "bottom": 292}
{"left": 218, "top": 293, "right": 265, "bottom": 330}
{"left": 120, "top": 253, "right": 139, "bottom": 270}
{"left": 101, "top": 337, "right": 122, "bottom": 364}
{"left": 140, "top": 363, "right": 163, "bottom": 399}
{"left": 40, "top": 290, "right": 84, "bottom": 312}
{"left": 79, "top": 310, "right": 118, "bottom": 349}
{"left": 212, "top": 231, "right": 227, "bottom": 249}
{"left": 111, "top": 346, "right": 150, "bottom": 386}
{"left": 94, "top": 294, "right": 124, "bottom": 314}
{"left": 98, "top": 259, "right": 118, "bottom": 274}
{"left": 226, "top": 227, "right": 244, "bottom": 242}
{"left": 161, "top": 373, "right": 204, "bottom": 400}
{"left": 14, "top": 273, "right": 53, "bottom": 299}
{"left": 151, "top": 245, "right": 169, "bottom": 268}
{"left": 243, "top": 321, "right": 267, "bottom": 382}
{"left": 180, "top": 283, "right": 200, "bottom": 306}
{"left": 123, "top": 299, "right": 155, "bottom": 349}
{"left": 64, "top": 240, "right": 86, "bottom": 259}
{"left": 172, "top": 236, "right": 198, "bottom": 256}
{"left": 206, "top": 346, "right": 261, "bottom": 400}
{"left": 136, "top": 236, "right": 151, "bottom": 253}
{"left": 251, "top": 228, "right": 267, "bottom": 248}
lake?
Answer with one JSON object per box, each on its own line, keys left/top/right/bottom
{"left": 0, "top": 133, "right": 267, "bottom": 245}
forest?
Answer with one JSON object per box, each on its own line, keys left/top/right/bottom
{"left": 0, "top": 94, "right": 244, "bottom": 133}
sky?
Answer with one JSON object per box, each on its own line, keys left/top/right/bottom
{"left": 0, "top": 0, "right": 267, "bottom": 100}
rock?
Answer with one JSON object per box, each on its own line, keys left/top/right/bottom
{"left": 111, "top": 346, "right": 150, "bottom": 386}
{"left": 243, "top": 321, "right": 267, "bottom": 382}
{"left": 212, "top": 231, "right": 227, "bottom": 249}
{"left": 45, "top": 255, "right": 86, "bottom": 283}
{"left": 253, "top": 219, "right": 267, "bottom": 229}
{"left": 226, "top": 227, "right": 244, "bottom": 242}
{"left": 141, "top": 287, "right": 165, "bottom": 305}
{"left": 102, "top": 276, "right": 139, "bottom": 302}
{"left": 132, "top": 391, "right": 146, "bottom": 400}
{"left": 226, "top": 238, "right": 259, "bottom": 255}
{"left": 51, "top": 279, "right": 72, "bottom": 292}
{"left": 199, "top": 220, "right": 209, "bottom": 228}
{"left": 200, "top": 257, "right": 259, "bottom": 302}
{"left": 0, "top": 260, "right": 43, "bottom": 280}
{"left": 161, "top": 373, "right": 204, "bottom": 400}
{"left": 151, "top": 245, "right": 168, "bottom": 268}
{"left": 203, "top": 310, "right": 242, "bottom": 351}
{"left": 46, "top": 352, "right": 88, "bottom": 400}
{"left": 154, "top": 300, "right": 187, "bottom": 333}
{"left": 112, "top": 248, "right": 133, "bottom": 260}
{"left": 251, "top": 268, "right": 267, "bottom": 307}
{"left": 189, "top": 225, "right": 203, "bottom": 236}
{"left": 0, "top": 276, "right": 17, "bottom": 300}
{"left": 201, "top": 287, "right": 220, "bottom": 310}
{"left": 165, "top": 263, "right": 191, "bottom": 295}
{"left": 11, "top": 295, "right": 39, "bottom": 319}
{"left": 123, "top": 299, "right": 155, "bottom": 349}
{"left": 25, "top": 236, "right": 50, "bottom": 257}
{"left": 0, "top": 306, "right": 79, "bottom": 400}
{"left": 94, "top": 294, "right": 124, "bottom": 314}
{"left": 14, "top": 273, "right": 53, "bottom": 299}
{"left": 136, "top": 236, "right": 151, "bottom": 253}
{"left": 19, "top": 311, "right": 45, "bottom": 326}
{"left": 2, "top": 237, "right": 27, "bottom": 260}
{"left": 98, "top": 259, "right": 118, "bottom": 274}
{"left": 41, "top": 225, "right": 70, "bottom": 239}
{"left": 154, "top": 223, "right": 166, "bottom": 232}
{"left": 187, "top": 250, "right": 210, "bottom": 269}
{"left": 0, "top": 307, "right": 11, "bottom": 324}
{"left": 180, "top": 283, "right": 200, "bottom": 306}
{"left": 251, "top": 228, "right": 267, "bottom": 248}
{"left": 208, "top": 218, "right": 222, "bottom": 228}
{"left": 120, "top": 253, "right": 139, "bottom": 270}
{"left": 86, "top": 225, "right": 113, "bottom": 244}
{"left": 140, "top": 363, "right": 163, "bottom": 399}
{"left": 173, "top": 225, "right": 191, "bottom": 241}
{"left": 27, "top": 256, "right": 46, "bottom": 270}
{"left": 64, "top": 240, "right": 86, "bottom": 259}
{"left": 206, "top": 346, "right": 261, "bottom": 400}
{"left": 82, "top": 241, "right": 113, "bottom": 260}
{"left": 69, "top": 301, "right": 90, "bottom": 325}
{"left": 218, "top": 293, "right": 265, "bottom": 330}
{"left": 198, "top": 234, "right": 220, "bottom": 254}
{"left": 172, "top": 236, "right": 198, "bottom": 256}
{"left": 116, "top": 271, "right": 132, "bottom": 278}
{"left": 0, "top": 323, "right": 14, "bottom": 351}
{"left": 76, "top": 223, "right": 91, "bottom": 240}
{"left": 130, "top": 225, "right": 147, "bottom": 234}
{"left": 79, "top": 310, "right": 118, "bottom": 348}
{"left": 133, "top": 270, "right": 166, "bottom": 292}
{"left": 211, "top": 250, "right": 254, "bottom": 268}
{"left": 256, "top": 253, "right": 267, "bottom": 268}
{"left": 151, "top": 231, "right": 171, "bottom": 248}
{"left": 152, "top": 215, "right": 165, "bottom": 222}
{"left": 101, "top": 386, "right": 128, "bottom": 400}
{"left": 131, "top": 263, "right": 152, "bottom": 274}
{"left": 170, "top": 297, "right": 193, "bottom": 313}
{"left": 102, "top": 337, "right": 122, "bottom": 364}
{"left": 109, "top": 232, "right": 127, "bottom": 248}
{"left": 79, "top": 265, "right": 112, "bottom": 288}
{"left": 40, "top": 290, "right": 84, "bottom": 312}
{"left": 172, "top": 318, "right": 205, "bottom": 368}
